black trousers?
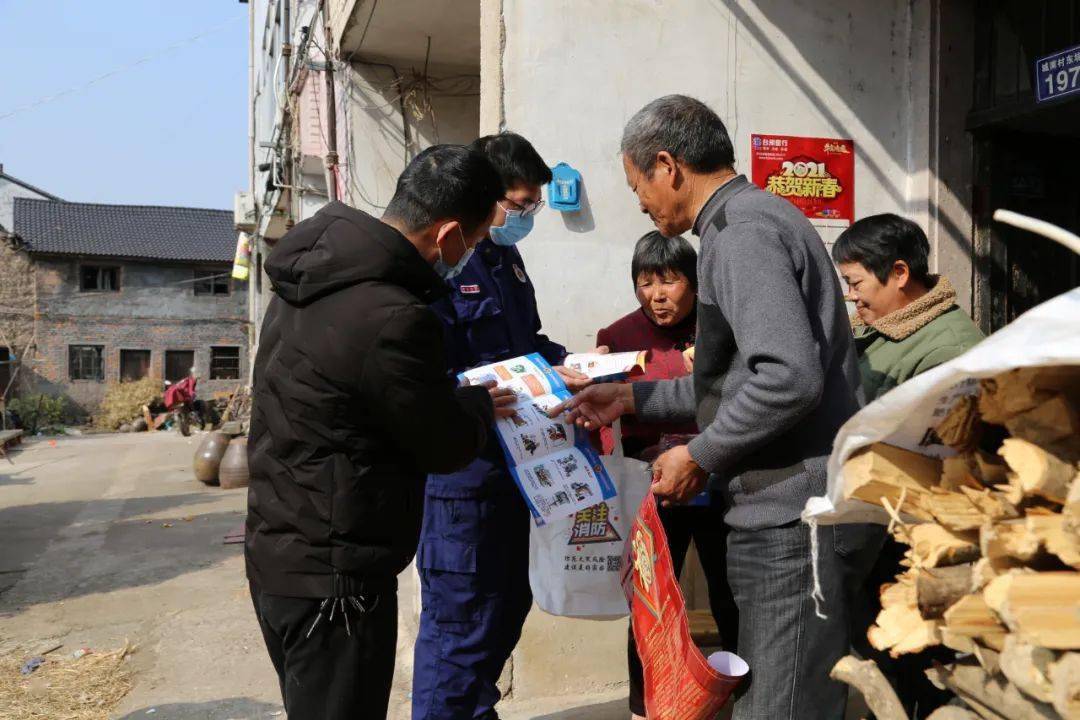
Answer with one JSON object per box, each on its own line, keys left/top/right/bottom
{"left": 250, "top": 581, "right": 398, "bottom": 720}
{"left": 627, "top": 503, "right": 738, "bottom": 715}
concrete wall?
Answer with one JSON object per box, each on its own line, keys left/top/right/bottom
{"left": 495, "top": 0, "right": 938, "bottom": 351}
{"left": 29, "top": 258, "right": 248, "bottom": 418}
{"left": 927, "top": 0, "right": 977, "bottom": 314}
{"left": 338, "top": 60, "right": 481, "bottom": 217}
{"left": 0, "top": 176, "right": 52, "bottom": 233}
{"left": 475, "top": 0, "right": 970, "bottom": 698}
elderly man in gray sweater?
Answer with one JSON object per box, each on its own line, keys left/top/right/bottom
{"left": 554, "top": 95, "right": 862, "bottom": 719}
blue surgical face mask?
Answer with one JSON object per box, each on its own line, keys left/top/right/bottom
{"left": 434, "top": 227, "right": 474, "bottom": 281}
{"left": 489, "top": 203, "right": 535, "bottom": 246}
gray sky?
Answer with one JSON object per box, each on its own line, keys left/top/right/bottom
{"left": 0, "top": 1, "right": 248, "bottom": 210}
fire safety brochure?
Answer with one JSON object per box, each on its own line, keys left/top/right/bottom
{"left": 459, "top": 353, "right": 617, "bottom": 524}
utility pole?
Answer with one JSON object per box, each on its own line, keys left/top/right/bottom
{"left": 322, "top": 2, "right": 339, "bottom": 203}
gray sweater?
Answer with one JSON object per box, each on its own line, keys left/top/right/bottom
{"left": 634, "top": 175, "right": 862, "bottom": 530}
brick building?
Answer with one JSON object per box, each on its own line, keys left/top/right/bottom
{"left": 9, "top": 198, "right": 248, "bottom": 419}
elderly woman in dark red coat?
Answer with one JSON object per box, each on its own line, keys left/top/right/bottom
{"left": 595, "top": 231, "right": 738, "bottom": 719}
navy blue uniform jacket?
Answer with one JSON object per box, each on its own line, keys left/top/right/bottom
{"left": 428, "top": 238, "right": 567, "bottom": 494}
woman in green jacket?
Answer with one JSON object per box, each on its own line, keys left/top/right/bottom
{"left": 834, "top": 213, "right": 984, "bottom": 401}
{"left": 832, "top": 212, "right": 984, "bottom": 717}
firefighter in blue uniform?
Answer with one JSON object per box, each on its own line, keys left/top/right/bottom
{"left": 412, "top": 133, "right": 590, "bottom": 720}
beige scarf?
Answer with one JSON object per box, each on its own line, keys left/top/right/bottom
{"left": 851, "top": 275, "right": 957, "bottom": 341}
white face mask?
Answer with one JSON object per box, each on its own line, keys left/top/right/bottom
{"left": 434, "top": 226, "right": 474, "bottom": 280}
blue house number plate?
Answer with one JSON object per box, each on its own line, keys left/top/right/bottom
{"left": 1035, "top": 44, "right": 1080, "bottom": 103}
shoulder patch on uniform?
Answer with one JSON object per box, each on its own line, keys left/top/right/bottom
{"left": 459, "top": 284, "right": 481, "bottom": 294}
{"left": 512, "top": 264, "right": 527, "bottom": 283}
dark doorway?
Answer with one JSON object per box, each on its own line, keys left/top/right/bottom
{"left": 970, "top": 1, "right": 1080, "bottom": 332}
{"left": 972, "top": 121, "right": 1080, "bottom": 332}
{"left": 164, "top": 350, "right": 195, "bottom": 383}
{"left": 0, "top": 347, "right": 10, "bottom": 394}
{"left": 120, "top": 349, "right": 152, "bottom": 382}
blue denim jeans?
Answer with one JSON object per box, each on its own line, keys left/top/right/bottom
{"left": 726, "top": 520, "right": 849, "bottom": 720}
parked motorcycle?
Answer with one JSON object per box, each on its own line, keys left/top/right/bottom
{"left": 164, "top": 374, "right": 200, "bottom": 436}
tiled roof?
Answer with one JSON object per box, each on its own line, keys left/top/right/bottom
{"left": 0, "top": 169, "right": 60, "bottom": 201}
{"left": 0, "top": 169, "right": 59, "bottom": 233}
{"left": 14, "top": 198, "right": 236, "bottom": 263}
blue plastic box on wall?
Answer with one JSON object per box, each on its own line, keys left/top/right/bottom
{"left": 547, "top": 162, "right": 582, "bottom": 212}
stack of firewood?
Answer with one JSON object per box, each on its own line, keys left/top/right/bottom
{"left": 841, "top": 364, "right": 1080, "bottom": 719}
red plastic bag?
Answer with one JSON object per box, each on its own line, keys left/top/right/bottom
{"left": 624, "top": 494, "right": 748, "bottom": 719}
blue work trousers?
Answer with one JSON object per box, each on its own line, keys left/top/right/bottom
{"left": 411, "top": 480, "right": 532, "bottom": 720}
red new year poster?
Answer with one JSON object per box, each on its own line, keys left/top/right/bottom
{"left": 750, "top": 134, "right": 855, "bottom": 227}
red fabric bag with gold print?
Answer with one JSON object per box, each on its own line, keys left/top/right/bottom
{"left": 623, "top": 494, "right": 749, "bottom": 719}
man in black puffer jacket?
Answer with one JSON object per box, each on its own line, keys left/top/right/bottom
{"left": 246, "top": 145, "right": 514, "bottom": 720}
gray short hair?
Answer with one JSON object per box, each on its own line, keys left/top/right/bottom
{"left": 621, "top": 95, "right": 735, "bottom": 175}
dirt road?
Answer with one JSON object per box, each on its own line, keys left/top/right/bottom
{"left": 0, "top": 432, "right": 625, "bottom": 719}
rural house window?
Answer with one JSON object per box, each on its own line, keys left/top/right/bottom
{"left": 193, "top": 270, "right": 230, "bottom": 296}
{"left": 209, "top": 346, "right": 240, "bottom": 380}
{"left": 164, "top": 350, "right": 195, "bottom": 383}
{"left": 119, "top": 349, "right": 151, "bottom": 382}
{"left": 80, "top": 265, "right": 120, "bottom": 291}
{"left": 69, "top": 345, "right": 104, "bottom": 381}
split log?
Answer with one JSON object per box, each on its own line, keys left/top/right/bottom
{"left": 981, "top": 569, "right": 1031, "bottom": 610}
{"left": 983, "top": 572, "right": 1080, "bottom": 649}
{"left": 940, "top": 450, "right": 1009, "bottom": 492}
{"left": 982, "top": 510, "right": 1080, "bottom": 569}
{"left": 981, "top": 519, "right": 1044, "bottom": 569}
{"left": 841, "top": 444, "right": 1020, "bottom": 530}
{"left": 844, "top": 443, "right": 942, "bottom": 519}
{"left": 979, "top": 369, "right": 1054, "bottom": 425}
{"left": 942, "top": 455, "right": 985, "bottom": 492}
{"left": 1004, "top": 394, "right": 1080, "bottom": 447}
{"left": 920, "top": 486, "right": 1019, "bottom": 532}
{"left": 1064, "top": 473, "right": 1080, "bottom": 537}
{"left": 925, "top": 490, "right": 996, "bottom": 532}
{"left": 970, "top": 558, "right": 999, "bottom": 593}
{"left": 917, "top": 564, "right": 974, "bottom": 618}
{"left": 942, "top": 594, "right": 1007, "bottom": 644}
{"left": 869, "top": 571, "right": 942, "bottom": 657}
{"left": 868, "top": 605, "right": 939, "bottom": 658}
{"left": 942, "top": 629, "right": 978, "bottom": 654}
{"left": 974, "top": 450, "right": 1010, "bottom": 486}
{"left": 926, "top": 662, "right": 1058, "bottom": 719}
{"left": 829, "top": 655, "right": 908, "bottom": 720}
{"left": 999, "top": 437, "right": 1077, "bottom": 504}
{"left": 979, "top": 366, "right": 1080, "bottom": 425}
{"left": 924, "top": 707, "right": 981, "bottom": 720}
{"left": 1049, "top": 652, "right": 1080, "bottom": 719}
{"left": 973, "top": 643, "right": 1002, "bottom": 676}
{"left": 1025, "top": 510, "right": 1080, "bottom": 570}
{"left": 998, "top": 635, "right": 1056, "bottom": 704}
{"left": 907, "top": 525, "right": 980, "bottom": 569}
{"left": 936, "top": 395, "right": 981, "bottom": 452}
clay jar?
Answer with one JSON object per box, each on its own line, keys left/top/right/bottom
{"left": 193, "top": 431, "right": 230, "bottom": 486}
{"left": 219, "top": 436, "right": 250, "bottom": 489}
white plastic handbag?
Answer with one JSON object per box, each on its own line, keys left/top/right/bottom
{"left": 528, "top": 419, "right": 652, "bottom": 619}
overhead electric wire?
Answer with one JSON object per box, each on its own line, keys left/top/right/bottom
{"left": 0, "top": 14, "right": 246, "bottom": 122}
{"left": 353, "top": 0, "right": 380, "bottom": 57}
